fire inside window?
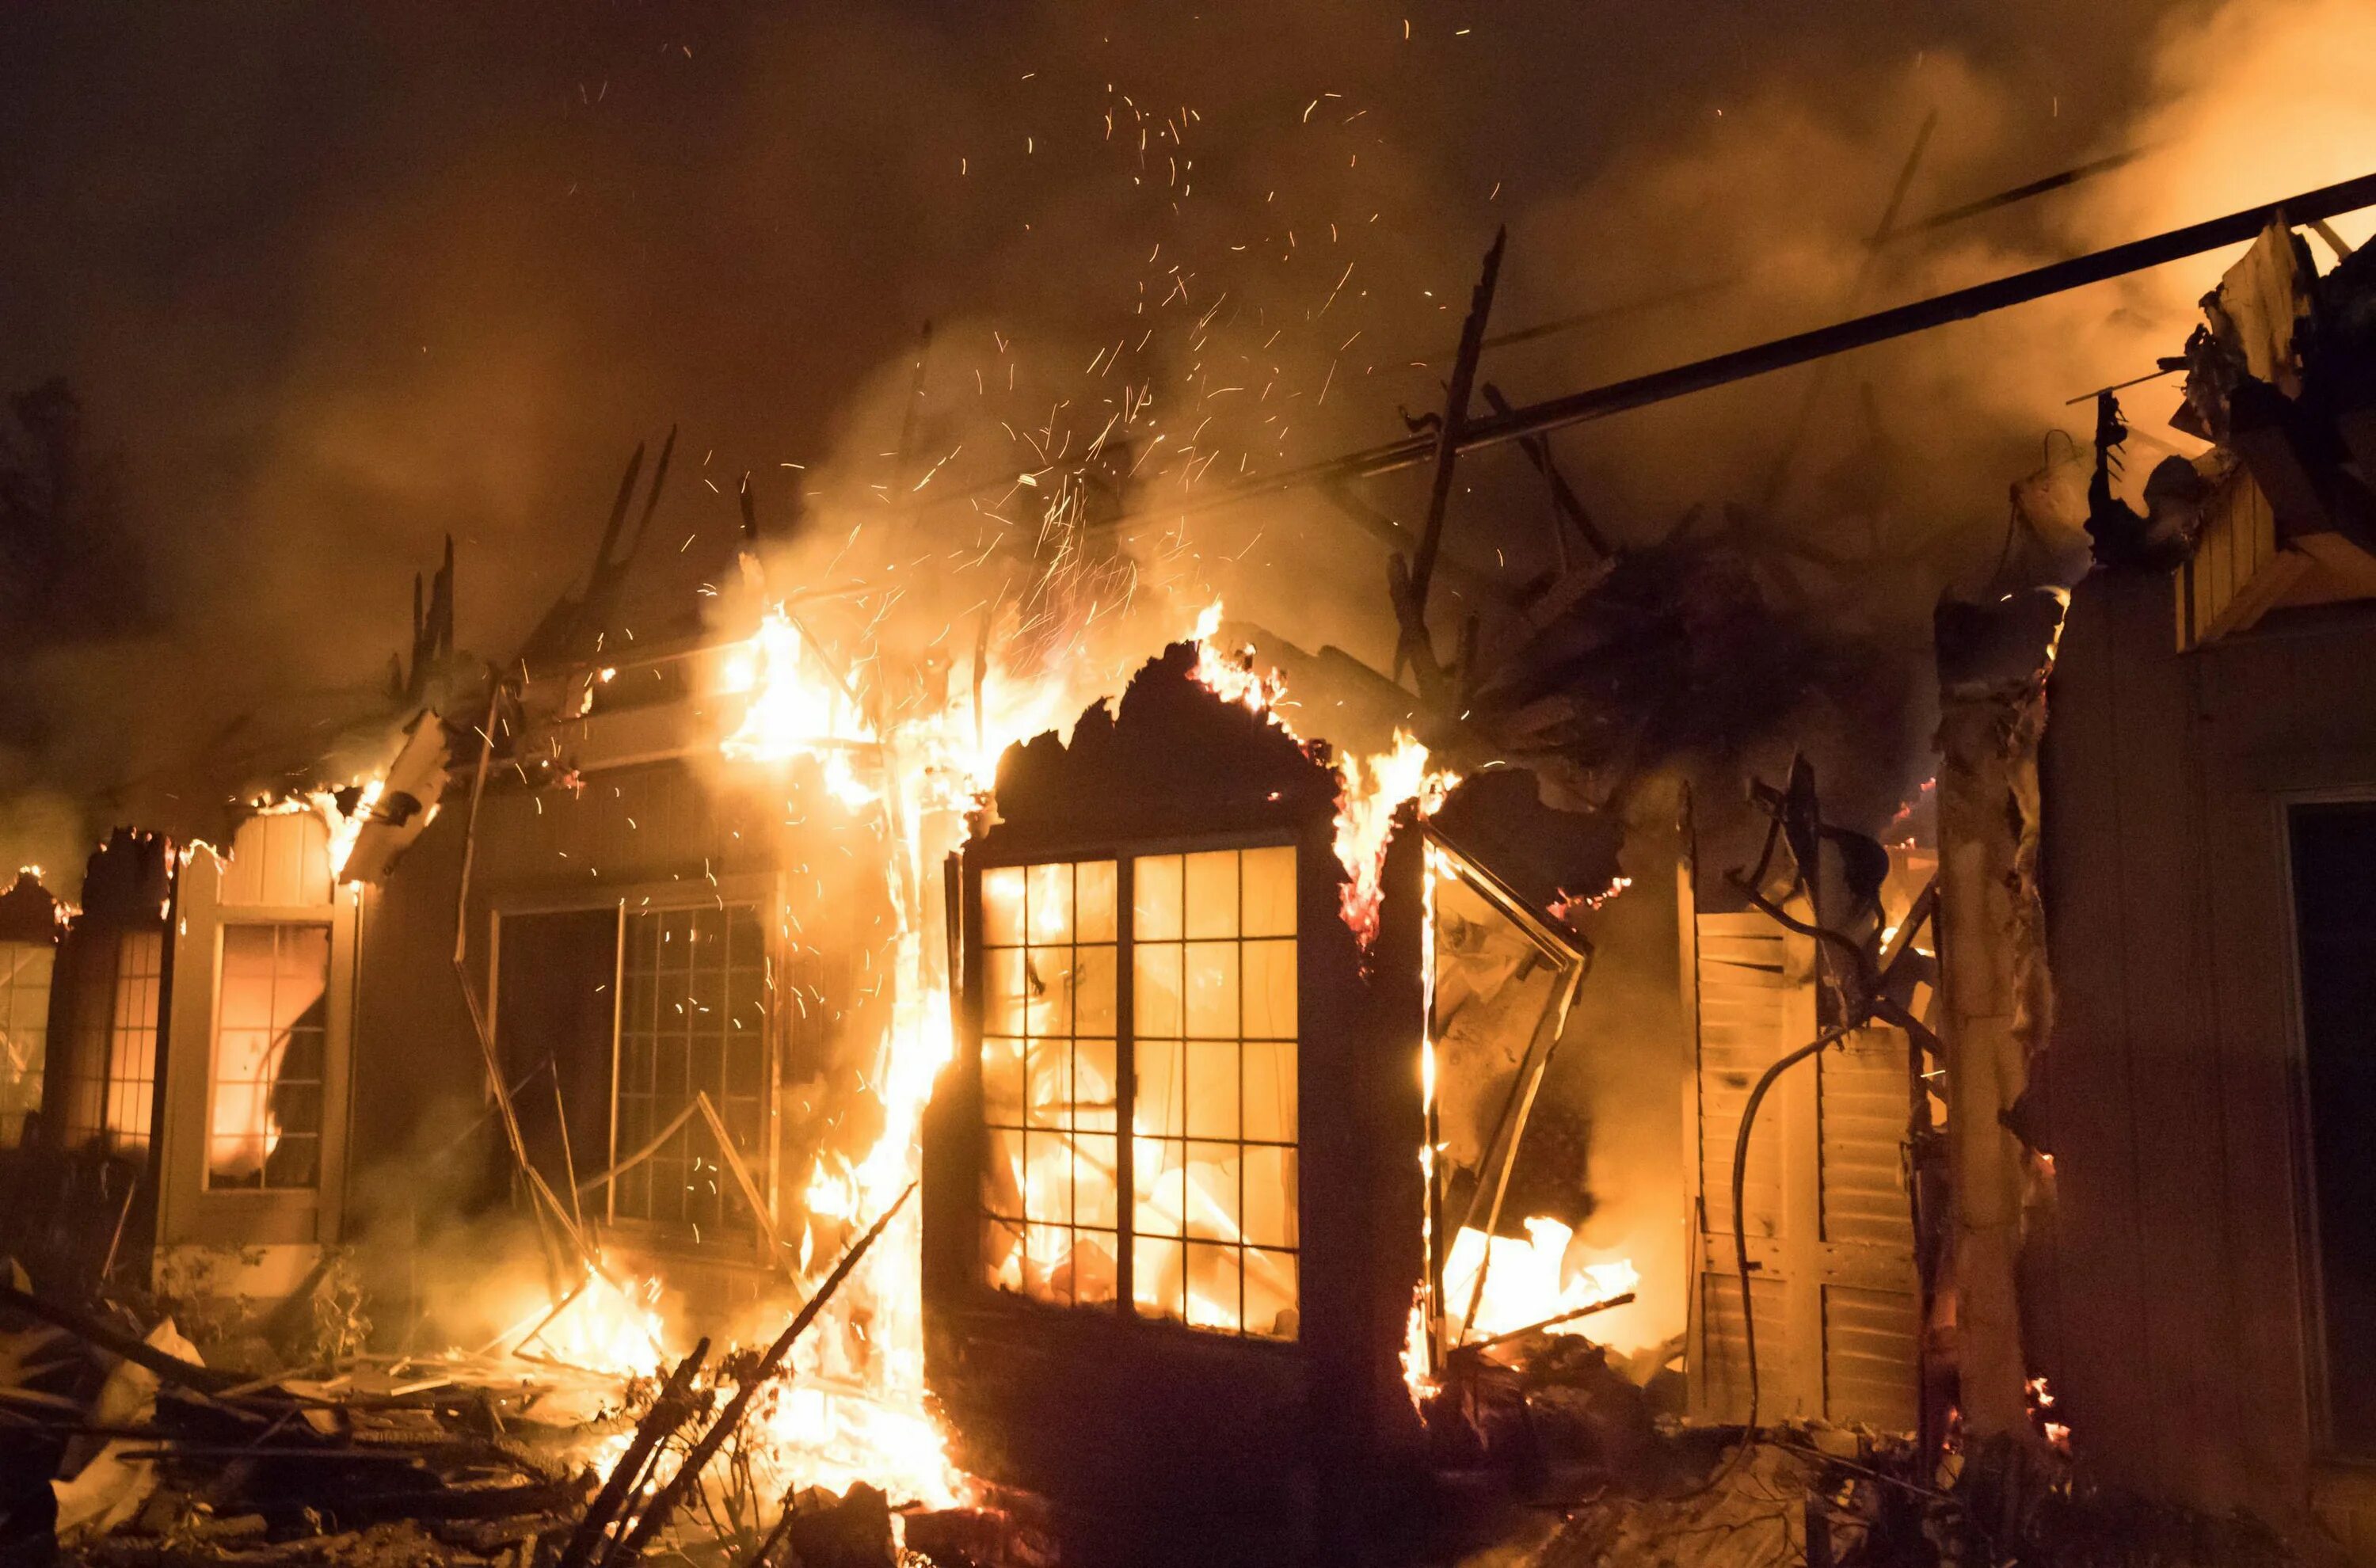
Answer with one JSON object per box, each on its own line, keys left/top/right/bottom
{"left": 0, "top": 939, "right": 53, "bottom": 1147}
{"left": 612, "top": 904, "right": 768, "bottom": 1235}
{"left": 980, "top": 847, "right": 1299, "bottom": 1340}
{"left": 208, "top": 923, "right": 330, "bottom": 1189}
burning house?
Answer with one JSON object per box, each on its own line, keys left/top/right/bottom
{"left": 6, "top": 65, "right": 2376, "bottom": 1563}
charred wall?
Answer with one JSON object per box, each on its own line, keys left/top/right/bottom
{"left": 922, "top": 645, "right": 1426, "bottom": 1566}
{"left": 2042, "top": 572, "right": 2376, "bottom": 1549}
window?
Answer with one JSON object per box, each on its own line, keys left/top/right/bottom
{"left": 0, "top": 940, "right": 53, "bottom": 1146}
{"left": 2290, "top": 801, "right": 2376, "bottom": 1454}
{"left": 613, "top": 905, "right": 769, "bottom": 1236}
{"left": 208, "top": 924, "right": 329, "bottom": 1189}
{"left": 980, "top": 846, "right": 1299, "bottom": 1340}
{"left": 981, "top": 859, "right": 1121, "bottom": 1307}
{"left": 74, "top": 929, "right": 165, "bottom": 1155}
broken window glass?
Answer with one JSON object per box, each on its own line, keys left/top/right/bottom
{"left": 1425, "top": 842, "right": 1592, "bottom": 1360}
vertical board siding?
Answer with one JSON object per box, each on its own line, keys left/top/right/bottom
{"left": 2047, "top": 566, "right": 2376, "bottom": 1532}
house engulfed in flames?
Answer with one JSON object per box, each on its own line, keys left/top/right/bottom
{"left": 8, "top": 207, "right": 2376, "bottom": 1566}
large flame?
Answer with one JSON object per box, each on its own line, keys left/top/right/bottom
{"left": 623, "top": 587, "right": 1461, "bottom": 1510}
{"left": 1440, "top": 1217, "right": 1639, "bottom": 1345}
{"left": 1186, "top": 607, "right": 1454, "bottom": 949}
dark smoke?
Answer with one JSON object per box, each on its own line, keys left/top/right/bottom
{"left": 0, "top": 0, "right": 2320, "bottom": 889}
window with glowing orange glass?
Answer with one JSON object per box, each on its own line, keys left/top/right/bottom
{"left": 208, "top": 923, "right": 329, "bottom": 1189}
{"left": 978, "top": 846, "right": 1298, "bottom": 1341}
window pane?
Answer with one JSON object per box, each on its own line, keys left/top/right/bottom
{"left": 1072, "top": 1230, "right": 1119, "bottom": 1305}
{"left": 104, "top": 931, "right": 163, "bottom": 1152}
{"left": 0, "top": 942, "right": 51, "bottom": 1147}
{"left": 1133, "top": 1235, "right": 1185, "bottom": 1321}
{"left": 982, "top": 1037, "right": 1026, "bottom": 1126}
{"left": 1184, "top": 1041, "right": 1239, "bottom": 1140}
{"left": 1183, "top": 851, "right": 1239, "bottom": 939}
{"left": 1245, "top": 1250, "right": 1299, "bottom": 1339}
{"left": 981, "top": 867, "right": 1026, "bottom": 946}
{"left": 979, "top": 946, "right": 1026, "bottom": 1041}
{"left": 1022, "top": 950, "right": 1071, "bottom": 1037}
{"left": 1133, "top": 1136, "right": 1188, "bottom": 1239}
{"left": 1073, "top": 1132, "right": 1119, "bottom": 1228}
{"left": 1133, "top": 855, "right": 1183, "bottom": 941}
{"left": 1025, "top": 1040, "right": 1069, "bottom": 1128}
{"left": 1073, "top": 1039, "right": 1118, "bottom": 1132}
{"left": 208, "top": 924, "right": 329, "bottom": 1190}
{"left": 1182, "top": 941, "right": 1239, "bottom": 1038}
{"left": 1240, "top": 1147, "right": 1298, "bottom": 1249}
{"left": 983, "top": 1128, "right": 1025, "bottom": 1219}
{"left": 1026, "top": 862, "right": 1072, "bottom": 946}
{"left": 980, "top": 870, "right": 1124, "bottom": 1311}
{"left": 1241, "top": 939, "right": 1297, "bottom": 1038}
{"left": 1072, "top": 946, "right": 1117, "bottom": 1035}
{"left": 1133, "top": 945, "right": 1182, "bottom": 1037}
{"left": 613, "top": 905, "right": 768, "bottom": 1236}
{"left": 980, "top": 847, "right": 1297, "bottom": 1340}
{"left": 1184, "top": 1242, "right": 1239, "bottom": 1330}
{"left": 1242, "top": 1040, "right": 1298, "bottom": 1144}
{"left": 1075, "top": 861, "right": 1118, "bottom": 942}
{"left": 1240, "top": 846, "right": 1297, "bottom": 938}
{"left": 1184, "top": 1142, "right": 1240, "bottom": 1241}
{"left": 1135, "top": 1038, "right": 1185, "bottom": 1140}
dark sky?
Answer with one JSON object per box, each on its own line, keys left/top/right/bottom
{"left": 13, "top": 0, "right": 2359, "bottom": 869}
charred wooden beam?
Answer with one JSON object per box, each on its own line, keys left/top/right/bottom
{"left": 0, "top": 1281, "right": 241, "bottom": 1396}
{"left": 1406, "top": 228, "right": 1506, "bottom": 632}
{"left": 606, "top": 1184, "right": 915, "bottom": 1568}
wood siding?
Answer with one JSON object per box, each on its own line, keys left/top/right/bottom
{"left": 2044, "top": 570, "right": 2376, "bottom": 1543}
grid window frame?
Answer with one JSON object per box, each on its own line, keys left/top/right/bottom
{"left": 975, "top": 840, "right": 1300, "bottom": 1342}
{"left": 206, "top": 922, "right": 331, "bottom": 1191}
{"left": 610, "top": 902, "right": 772, "bottom": 1240}
{"left": 103, "top": 929, "right": 165, "bottom": 1155}
{"left": 0, "top": 938, "right": 55, "bottom": 1148}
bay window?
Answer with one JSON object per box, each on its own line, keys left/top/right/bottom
{"left": 979, "top": 844, "right": 1300, "bottom": 1341}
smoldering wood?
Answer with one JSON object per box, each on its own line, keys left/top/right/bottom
{"left": 1447, "top": 1290, "right": 1639, "bottom": 1358}
{"left": 554, "top": 1338, "right": 710, "bottom": 1568}
{"left": 0, "top": 1280, "right": 241, "bottom": 1396}
{"left": 1933, "top": 591, "right": 2062, "bottom": 1445}
{"left": 606, "top": 1184, "right": 914, "bottom": 1568}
